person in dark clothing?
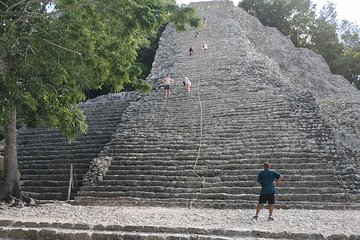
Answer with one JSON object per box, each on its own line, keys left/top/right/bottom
{"left": 189, "top": 47, "right": 194, "bottom": 55}
{"left": 202, "top": 41, "right": 208, "bottom": 50}
{"left": 253, "top": 162, "right": 284, "bottom": 221}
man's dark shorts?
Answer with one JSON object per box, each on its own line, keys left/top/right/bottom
{"left": 258, "top": 194, "right": 275, "bottom": 204}
{"left": 164, "top": 85, "right": 170, "bottom": 90}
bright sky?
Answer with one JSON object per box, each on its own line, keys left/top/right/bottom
{"left": 175, "top": 0, "right": 360, "bottom": 26}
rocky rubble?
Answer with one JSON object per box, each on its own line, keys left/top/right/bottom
{"left": 82, "top": 156, "right": 113, "bottom": 186}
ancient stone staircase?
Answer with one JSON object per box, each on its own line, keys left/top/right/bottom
{"left": 0, "top": 219, "right": 357, "bottom": 240}
{"left": 17, "top": 95, "right": 134, "bottom": 200}
{"left": 74, "top": 1, "right": 360, "bottom": 208}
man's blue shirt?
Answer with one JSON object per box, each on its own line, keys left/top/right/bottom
{"left": 257, "top": 169, "right": 281, "bottom": 195}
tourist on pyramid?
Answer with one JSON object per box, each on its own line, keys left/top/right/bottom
{"left": 189, "top": 47, "right": 194, "bottom": 55}
{"left": 253, "top": 162, "right": 284, "bottom": 221}
{"left": 162, "top": 74, "right": 175, "bottom": 97}
{"left": 203, "top": 41, "right": 208, "bottom": 50}
{"left": 182, "top": 75, "right": 191, "bottom": 93}
{"left": 195, "top": 31, "right": 199, "bottom": 38}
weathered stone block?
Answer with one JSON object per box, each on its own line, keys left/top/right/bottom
{"left": 350, "top": 235, "right": 360, "bottom": 240}
{"left": 38, "top": 229, "right": 58, "bottom": 240}
{"left": 8, "top": 228, "right": 27, "bottom": 239}
{"left": 0, "top": 220, "right": 15, "bottom": 226}
{"left": 328, "top": 234, "right": 349, "bottom": 240}
{"left": 73, "top": 223, "right": 91, "bottom": 230}
{"left": 0, "top": 228, "right": 10, "bottom": 238}
{"left": 92, "top": 233, "right": 124, "bottom": 240}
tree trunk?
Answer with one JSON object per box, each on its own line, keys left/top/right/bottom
{"left": 0, "top": 109, "right": 21, "bottom": 201}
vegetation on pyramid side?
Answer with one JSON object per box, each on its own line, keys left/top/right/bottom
{"left": 239, "top": 0, "right": 360, "bottom": 88}
{"left": 0, "top": 0, "right": 200, "bottom": 204}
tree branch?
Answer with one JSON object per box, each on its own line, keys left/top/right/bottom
{"left": 6, "top": 0, "right": 52, "bottom": 12}
{"left": 43, "top": 39, "right": 82, "bottom": 56}
{"left": 6, "top": 0, "right": 26, "bottom": 12}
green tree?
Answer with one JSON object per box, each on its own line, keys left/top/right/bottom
{"left": 334, "top": 49, "right": 360, "bottom": 84}
{"left": 309, "top": 2, "right": 343, "bottom": 72}
{"left": 333, "top": 20, "right": 360, "bottom": 83}
{"left": 238, "top": 0, "right": 268, "bottom": 20}
{"left": 239, "top": 0, "right": 316, "bottom": 47}
{"left": 0, "top": 0, "right": 200, "bottom": 202}
{"left": 338, "top": 20, "right": 360, "bottom": 50}
{"left": 286, "top": 0, "right": 316, "bottom": 47}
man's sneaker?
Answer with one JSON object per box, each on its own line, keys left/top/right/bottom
{"left": 252, "top": 215, "right": 258, "bottom": 220}
{"left": 268, "top": 216, "right": 274, "bottom": 221}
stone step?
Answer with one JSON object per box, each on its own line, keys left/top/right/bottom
{"left": 4, "top": 218, "right": 356, "bottom": 240}
{"left": 122, "top": 106, "right": 295, "bottom": 115}
{"left": 18, "top": 149, "right": 101, "bottom": 158}
{"left": 109, "top": 133, "right": 315, "bottom": 141}
{"left": 19, "top": 163, "right": 90, "bottom": 170}
{"left": 18, "top": 144, "right": 109, "bottom": 154}
{"left": 79, "top": 185, "right": 343, "bottom": 195}
{"left": 76, "top": 190, "right": 346, "bottom": 202}
{"left": 107, "top": 155, "right": 331, "bottom": 163}
{"left": 100, "top": 155, "right": 326, "bottom": 163}
{"left": 21, "top": 180, "right": 69, "bottom": 187}
{"left": 18, "top": 130, "right": 118, "bottom": 140}
{"left": 101, "top": 173, "right": 336, "bottom": 182}
{"left": 18, "top": 134, "right": 113, "bottom": 143}
{"left": 18, "top": 159, "right": 94, "bottom": 165}
{"left": 107, "top": 147, "right": 328, "bottom": 156}
{"left": 74, "top": 195, "right": 360, "bottom": 210}
{"left": 107, "top": 163, "right": 331, "bottom": 171}
{"left": 107, "top": 157, "right": 327, "bottom": 165}
{"left": 120, "top": 115, "right": 303, "bottom": 123}
{"left": 21, "top": 185, "right": 80, "bottom": 193}
{"left": 89, "top": 179, "right": 341, "bottom": 188}
{"left": 104, "top": 169, "right": 335, "bottom": 177}
{"left": 20, "top": 168, "right": 88, "bottom": 175}
{"left": 21, "top": 174, "right": 78, "bottom": 181}
{"left": 23, "top": 191, "right": 70, "bottom": 200}
{"left": 18, "top": 152, "right": 97, "bottom": 160}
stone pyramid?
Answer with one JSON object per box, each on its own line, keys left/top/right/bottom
{"left": 16, "top": 1, "right": 360, "bottom": 209}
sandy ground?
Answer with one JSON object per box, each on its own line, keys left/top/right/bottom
{"left": 0, "top": 201, "right": 359, "bottom": 238}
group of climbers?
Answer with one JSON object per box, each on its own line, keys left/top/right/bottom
{"left": 161, "top": 17, "right": 208, "bottom": 98}
{"left": 162, "top": 74, "right": 191, "bottom": 97}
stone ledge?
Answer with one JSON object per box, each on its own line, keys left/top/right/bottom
{"left": 0, "top": 222, "right": 359, "bottom": 240}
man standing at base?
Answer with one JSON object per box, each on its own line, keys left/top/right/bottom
{"left": 253, "top": 162, "right": 284, "bottom": 221}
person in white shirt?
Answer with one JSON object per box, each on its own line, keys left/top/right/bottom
{"left": 203, "top": 41, "right": 208, "bottom": 50}
{"left": 182, "top": 75, "right": 191, "bottom": 93}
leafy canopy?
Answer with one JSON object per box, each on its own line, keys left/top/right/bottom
{"left": 0, "top": 0, "right": 200, "bottom": 141}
